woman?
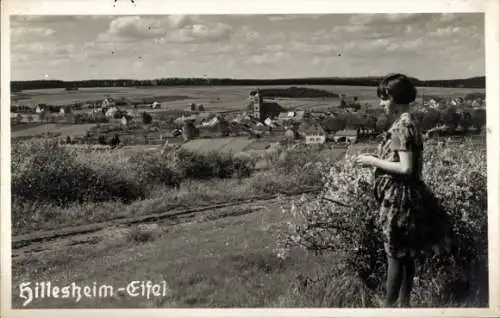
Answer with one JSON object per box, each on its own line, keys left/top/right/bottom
{"left": 355, "top": 73, "right": 448, "bottom": 307}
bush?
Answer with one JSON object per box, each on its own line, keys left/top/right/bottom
{"left": 98, "top": 135, "right": 107, "bottom": 145}
{"left": 128, "top": 151, "right": 181, "bottom": 188}
{"left": 11, "top": 139, "right": 146, "bottom": 208}
{"left": 165, "top": 149, "right": 256, "bottom": 180}
{"left": 268, "top": 144, "right": 328, "bottom": 175}
{"left": 113, "top": 110, "right": 128, "bottom": 119}
{"left": 277, "top": 138, "right": 488, "bottom": 307}
{"left": 142, "top": 112, "right": 153, "bottom": 124}
{"left": 249, "top": 145, "right": 330, "bottom": 195}
{"left": 12, "top": 139, "right": 95, "bottom": 206}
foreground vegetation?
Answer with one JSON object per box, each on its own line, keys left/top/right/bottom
{"left": 277, "top": 138, "right": 488, "bottom": 307}
{"left": 11, "top": 139, "right": 341, "bottom": 235}
{"left": 12, "top": 136, "right": 487, "bottom": 308}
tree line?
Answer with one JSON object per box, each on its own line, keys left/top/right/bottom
{"left": 11, "top": 76, "right": 485, "bottom": 91}
{"left": 319, "top": 105, "right": 486, "bottom": 135}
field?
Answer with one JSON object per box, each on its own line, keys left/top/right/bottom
{"left": 11, "top": 123, "right": 97, "bottom": 138}
{"left": 13, "top": 85, "right": 486, "bottom": 112}
{"left": 10, "top": 85, "right": 488, "bottom": 309}
{"left": 181, "top": 137, "right": 258, "bottom": 155}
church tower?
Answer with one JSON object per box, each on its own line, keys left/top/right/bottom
{"left": 252, "top": 88, "right": 263, "bottom": 121}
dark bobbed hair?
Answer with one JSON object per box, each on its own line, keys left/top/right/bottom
{"left": 377, "top": 73, "right": 417, "bottom": 104}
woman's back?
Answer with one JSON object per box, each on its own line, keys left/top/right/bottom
{"left": 378, "top": 113, "right": 424, "bottom": 180}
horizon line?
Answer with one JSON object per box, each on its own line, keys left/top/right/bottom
{"left": 11, "top": 75, "right": 486, "bottom": 83}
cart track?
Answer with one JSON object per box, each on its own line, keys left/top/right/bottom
{"left": 12, "top": 187, "right": 323, "bottom": 256}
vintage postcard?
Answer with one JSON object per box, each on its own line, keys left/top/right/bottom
{"left": 1, "top": 0, "right": 499, "bottom": 317}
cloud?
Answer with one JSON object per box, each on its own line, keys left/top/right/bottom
{"left": 286, "top": 41, "right": 342, "bottom": 57}
{"left": 247, "top": 51, "right": 291, "bottom": 65}
{"left": 97, "top": 16, "right": 232, "bottom": 45}
{"left": 382, "top": 37, "right": 425, "bottom": 54}
{"left": 440, "top": 13, "right": 460, "bottom": 23}
{"left": 395, "top": 37, "right": 424, "bottom": 50}
{"left": 349, "top": 38, "right": 391, "bottom": 51}
{"left": 263, "top": 44, "right": 284, "bottom": 52}
{"left": 166, "top": 15, "right": 200, "bottom": 28}
{"left": 11, "top": 15, "right": 112, "bottom": 26}
{"left": 331, "top": 24, "right": 368, "bottom": 34}
{"left": 267, "top": 14, "right": 323, "bottom": 22}
{"left": 350, "top": 13, "right": 422, "bottom": 26}
{"left": 12, "top": 42, "right": 74, "bottom": 56}
{"left": 11, "top": 26, "right": 56, "bottom": 38}
{"left": 11, "top": 42, "right": 78, "bottom": 69}
{"left": 404, "top": 25, "right": 414, "bottom": 33}
{"left": 430, "top": 26, "right": 462, "bottom": 37}
{"left": 245, "top": 31, "right": 260, "bottom": 42}
{"left": 10, "top": 13, "right": 485, "bottom": 81}
{"left": 182, "top": 23, "right": 231, "bottom": 40}
{"left": 154, "top": 22, "right": 232, "bottom": 44}
{"left": 11, "top": 16, "right": 74, "bottom": 23}
{"left": 106, "top": 16, "right": 166, "bottom": 39}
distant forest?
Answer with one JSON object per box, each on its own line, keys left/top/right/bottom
{"left": 11, "top": 76, "right": 486, "bottom": 91}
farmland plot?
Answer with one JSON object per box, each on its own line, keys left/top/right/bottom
{"left": 181, "top": 137, "right": 257, "bottom": 155}
{"left": 10, "top": 123, "right": 97, "bottom": 138}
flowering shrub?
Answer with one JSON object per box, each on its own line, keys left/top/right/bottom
{"left": 12, "top": 139, "right": 95, "bottom": 205}
{"left": 277, "top": 138, "right": 488, "bottom": 307}
{"left": 11, "top": 139, "right": 146, "bottom": 206}
{"left": 163, "top": 148, "right": 256, "bottom": 180}
{"left": 250, "top": 144, "right": 339, "bottom": 195}
{"left": 127, "top": 151, "right": 182, "bottom": 188}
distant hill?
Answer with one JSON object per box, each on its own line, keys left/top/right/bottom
{"left": 10, "top": 76, "right": 485, "bottom": 91}
{"left": 419, "top": 76, "right": 485, "bottom": 88}
{"left": 249, "top": 87, "right": 338, "bottom": 98}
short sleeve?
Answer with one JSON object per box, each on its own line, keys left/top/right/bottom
{"left": 390, "top": 124, "right": 414, "bottom": 152}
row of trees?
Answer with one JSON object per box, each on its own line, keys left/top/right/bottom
{"left": 318, "top": 106, "right": 486, "bottom": 135}
{"left": 11, "top": 76, "right": 485, "bottom": 91}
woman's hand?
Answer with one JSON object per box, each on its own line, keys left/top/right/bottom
{"left": 354, "top": 154, "right": 376, "bottom": 167}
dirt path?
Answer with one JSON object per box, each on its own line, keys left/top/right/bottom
{"left": 12, "top": 192, "right": 320, "bottom": 308}
{"left": 12, "top": 188, "right": 322, "bottom": 254}
{"left": 12, "top": 197, "right": 274, "bottom": 261}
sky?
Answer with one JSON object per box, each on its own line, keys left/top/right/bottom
{"left": 10, "top": 13, "right": 485, "bottom": 81}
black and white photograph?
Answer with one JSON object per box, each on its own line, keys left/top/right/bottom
{"left": 2, "top": 0, "right": 499, "bottom": 316}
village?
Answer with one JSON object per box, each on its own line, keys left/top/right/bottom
{"left": 10, "top": 87, "right": 487, "bottom": 154}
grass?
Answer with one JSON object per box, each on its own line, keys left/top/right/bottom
{"left": 12, "top": 175, "right": 259, "bottom": 235}
{"left": 11, "top": 123, "right": 97, "bottom": 138}
{"left": 181, "top": 137, "right": 257, "bottom": 155}
{"left": 12, "top": 201, "right": 333, "bottom": 308}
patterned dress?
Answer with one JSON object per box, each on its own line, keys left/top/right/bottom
{"left": 373, "top": 112, "right": 447, "bottom": 259}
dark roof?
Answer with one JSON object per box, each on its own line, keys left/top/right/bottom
{"left": 298, "top": 119, "right": 326, "bottom": 135}
{"left": 278, "top": 110, "right": 305, "bottom": 120}
{"left": 261, "top": 101, "right": 285, "bottom": 114}
{"left": 334, "top": 129, "right": 358, "bottom": 137}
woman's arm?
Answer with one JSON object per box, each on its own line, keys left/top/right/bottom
{"left": 366, "top": 120, "right": 416, "bottom": 176}
{"left": 371, "top": 151, "right": 413, "bottom": 175}
{"left": 356, "top": 151, "right": 413, "bottom": 175}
